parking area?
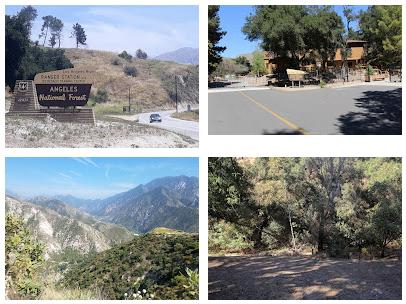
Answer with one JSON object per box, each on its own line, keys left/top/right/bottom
{"left": 209, "top": 255, "right": 402, "bottom": 300}
{"left": 208, "top": 85, "right": 401, "bottom": 135}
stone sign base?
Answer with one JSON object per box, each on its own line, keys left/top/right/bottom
{"left": 6, "top": 108, "right": 95, "bottom": 124}
{"left": 9, "top": 80, "right": 40, "bottom": 112}
{"left": 8, "top": 79, "right": 95, "bottom": 124}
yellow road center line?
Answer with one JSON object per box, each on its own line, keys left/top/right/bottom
{"left": 238, "top": 91, "right": 309, "bottom": 135}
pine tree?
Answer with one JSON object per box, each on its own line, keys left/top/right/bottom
{"left": 208, "top": 6, "right": 226, "bottom": 75}
{"left": 49, "top": 34, "right": 56, "bottom": 48}
{"left": 71, "top": 23, "right": 87, "bottom": 48}
{"left": 39, "top": 15, "right": 54, "bottom": 46}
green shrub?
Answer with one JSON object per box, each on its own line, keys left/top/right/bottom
{"left": 208, "top": 220, "right": 252, "bottom": 253}
{"left": 111, "top": 58, "right": 121, "bottom": 66}
{"left": 94, "top": 89, "right": 109, "bottom": 103}
{"left": 123, "top": 66, "right": 137, "bottom": 77}
{"left": 118, "top": 51, "right": 132, "bottom": 62}
{"left": 17, "top": 46, "right": 73, "bottom": 84}
{"left": 320, "top": 79, "right": 326, "bottom": 88}
{"left": 5, "top": 214, "right": 45, "bottom": 298}
{"left": 174, "top": 268, "right": 199, "bottom": 298}
{"left": 60, "top": 234, "right": 198, "bottom": 300}
{"left": 87, "top": 99, "right": 96, "bottom": 107}
{"left": 366, "top": 64, "right": 374, "bottom": 76}
{"left": 17, "top": 279, "right": 43, "bottom": 297}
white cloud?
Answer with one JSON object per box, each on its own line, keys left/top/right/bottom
{"left": 72, "top": 157, "right": 100, "bottom": 169}
{"left": 69, "top": 170, "right": 82, "bottom": 177}
{"left": 57, "top": 172, "right": 73, "bottom": 180}
{"left": 29, "top": 7, "right": 198, "bottom": 56}
{"left": 72, "top": 157, "right": 88, "bottom": 166}
{"left": 105, "top": 167, "right": 110, "bottom": 179}
{"left": 82, "top": 157, "right": 100, "bottom": 168}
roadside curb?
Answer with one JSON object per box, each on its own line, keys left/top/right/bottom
{"left": 209, "top": 81, "right": 402, "bottom": 93}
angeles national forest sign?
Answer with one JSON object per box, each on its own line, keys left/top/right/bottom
{"left": 34, "top": 68, "right": 94, "bottom": 107}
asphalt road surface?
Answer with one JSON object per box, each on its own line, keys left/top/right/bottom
{"left": 209, "top": 255, "right": 401, "bottom": 300}
{"left": 138, "top": 110, "right": 199, "bottom": 141}
{"left": 208, "top": 85, "right": 401, "bottom": 135}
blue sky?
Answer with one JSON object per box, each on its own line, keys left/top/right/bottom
{"left": 5, "top": 5, "right": 199, "bottom": 56}
{"left": 6, "top": 157, "right": 199, "bottom": 199}
{"left": 219, "top": 5, "right": 369, "bottom": 58}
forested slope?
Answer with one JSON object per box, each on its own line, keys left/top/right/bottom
{"left": 60, "top": 232, "right": 199, "bottom": 300}
{"left": 209, "top": 157, "right": 401, "bottom": 258}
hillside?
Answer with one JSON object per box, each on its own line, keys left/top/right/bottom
{"left": 149, "top": 227, "right": 185, "bottom": 234}
{"left": 60, "top": 233, "right": 199, "bottom": 300}
{"left": 57, "top": 176, "right": 199, "bottom": 233}
{"left": 63, "top": 48, "right": 198, "bottom": 111}
{"left": 155, "top": 47, "right": 199, "bottom": 65}
{"left": 5, "top": 196, "right": 133, "bottom": 256}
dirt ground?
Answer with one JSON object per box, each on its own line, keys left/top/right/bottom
{"left": 5, "top": 116, "right": 197, "bottom": 148}
{"left": 208, "top": 255, "right": 401, "bottom": 300}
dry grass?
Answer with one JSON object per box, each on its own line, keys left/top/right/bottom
{"left": 63, "top": 48, "right": 196, "bottom": 110}
{"left": 171, "top": 109, "right": 199, "bottom": 122}
{"left": 40, "top": 286, "right": 104, "bottom": 300}
{"left": 89, "top": 101, "right": 174, "bottom": 118}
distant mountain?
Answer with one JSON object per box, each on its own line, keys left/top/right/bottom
{"left": 224, "top": 51, "right": 257, "bottom": 62}
{"left": 53, "top": 194, "right": 98, "bottom": 210}
{"left": 5, "top": 190, "right": 26, "bottom": 201}
{"left": 154, "top": 47, "right": 199, "bottom": 65}
{"left": 56, "top": 176, "right": 199, "bottom": 234}
{"left": 6, "top": 196, "right": 134, "bottom": 256}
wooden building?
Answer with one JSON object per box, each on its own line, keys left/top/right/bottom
{"left": 264, "top": 40, "right": 367, "bottom": 73}
{"left": 332, "top": 39, "right": 367, "bottom": 69}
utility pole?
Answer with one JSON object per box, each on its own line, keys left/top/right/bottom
{"left": 175, "top": 75, "right": 178, "bottom": 113}
{"left": 128, "top": 87, "right": 131, "bottom": 113}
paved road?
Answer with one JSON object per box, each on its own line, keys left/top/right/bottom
{"left": 138, "top": 110, "right": 199, "bottom": 141}
{"left": 209, "top": 255, "right": 401, "bottom": 300}
{"left": 208, "top": 85, "right": 401, "bottom": 135}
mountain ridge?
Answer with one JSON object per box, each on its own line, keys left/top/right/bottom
{"left": 154, "top": 47, "right": 199, "bottom": 65}
{"left": 5, "top": 196, "right": 134, "bottom": 257}
{"left": 9, "top": 175, "right": 199, "bottom": 235}
{"left": 46, "top": 175, "right": 198, "bottom": 234}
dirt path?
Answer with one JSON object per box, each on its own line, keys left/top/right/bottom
{"left": 208, "top": 255, "right": 401, "bottom": 300}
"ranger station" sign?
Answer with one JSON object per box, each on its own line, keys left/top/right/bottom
{"left": 34, "top": 68, "right": 94, "bottom": 107}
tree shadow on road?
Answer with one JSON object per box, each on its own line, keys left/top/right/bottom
{"left": 337, "top": 88, "right": 402, "bottom": 135}
{"left": 262, "top": 129, "right": 303, "bottom": 135}
{"left": 208, "top": 255, "right": 402, "bottom": 300}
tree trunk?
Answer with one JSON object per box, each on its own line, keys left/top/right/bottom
{"left": 43, "top": 27, "right": 48, "bottom": 46}
{"left": 380, "top": 243, "right": 386, "bottom": 258}
{"left": 251, "top": 216, "right": 269, "bottom": 249}
{"left": 318, "top": 231, "right": 324, "bottom": 252}
{"left": 251, "top": 227, "right": 263, "bottom": 249}
{"left": 288, "top": 210, "right": 296, "bottom": 251}
{"left": 318, "top": 212, "right": 325, "bottom": 252}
